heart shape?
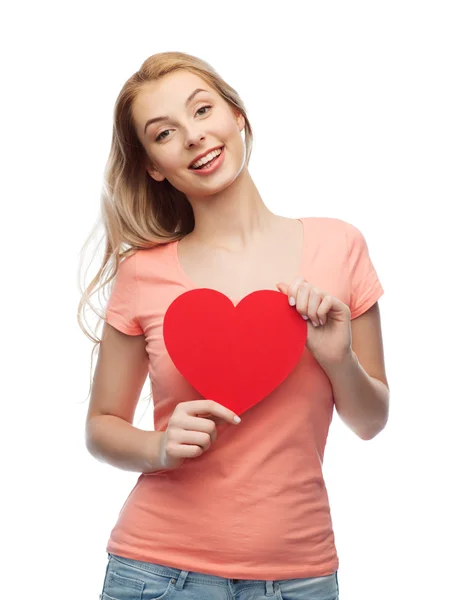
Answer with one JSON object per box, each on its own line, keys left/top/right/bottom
{"left": 163, "top": 289, "right": 308, "bottom": 416}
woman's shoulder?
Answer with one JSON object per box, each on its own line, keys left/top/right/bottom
{"left": 134, "top": 240, "right": 177, "bottom": 279}
{"left": 301, "top": 215, "right": 349, "bottom": 226}
{"left": 301, "top": 215, "right": 353, "bottom": 235}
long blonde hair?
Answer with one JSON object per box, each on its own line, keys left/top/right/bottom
{"left": 77, "top": 51, "right": 254, "bottom": 408}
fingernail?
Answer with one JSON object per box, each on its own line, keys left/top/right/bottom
{"left": 302, "top": 315, "right": 309, "bottom": 320}
{"left": 234, "top": 415, "right": 241, "bottom": 423}
{"left": 289, "top": 297, "right": 296, "bottom": 306}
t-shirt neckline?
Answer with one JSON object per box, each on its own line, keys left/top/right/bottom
{"left": 171, "top": 217, "right": 307, "bottom": 305}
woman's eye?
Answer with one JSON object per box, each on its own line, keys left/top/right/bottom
{"left": 196, "top": 104, "right": 212, "bottom": 116}
{"left": 155, "top": 105, "right": 212, "bottom": 142}
{"left": 155, "top": 130, "right": 170, "bottom": 141}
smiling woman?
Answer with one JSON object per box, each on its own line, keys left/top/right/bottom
{"left": 131, "top": 69, "right": 248, "bottom": 194}
{"left": 76, "top": 49, "right": 389, "bottom": 600}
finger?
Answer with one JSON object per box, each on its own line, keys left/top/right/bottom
{"left": 276, "top": 282, "right": 288, "bottom": 294}
{"left": 317, "top": 295, "right": 333, "bottom": 325}
{"left": 307, "top": 287, "right": 323, "bottom": 326}
{"left": 198, "top": 407, "right": 240, "bottom": 425}
{"left": 198, "top": 412, "right": 221, "bottom": 423}
{"left": 295, "top": 282, "right": 310, "bottom": 320}
{"left": 196, "top": 413, "right": 220, "bottom": 428}
{"left": 288, "top": 276, "right": 306, "bottom": 306}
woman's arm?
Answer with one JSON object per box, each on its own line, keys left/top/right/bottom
{"left": 85, "top": 322, "right": 166, "bottom": 473}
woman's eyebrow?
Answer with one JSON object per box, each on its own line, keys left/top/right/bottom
{"left": 143, "top": 88, "right": 209, "bottom": 135}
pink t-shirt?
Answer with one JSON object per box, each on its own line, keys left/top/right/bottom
{"left": 104, "top": 216, "right": 384, "bottom": 580}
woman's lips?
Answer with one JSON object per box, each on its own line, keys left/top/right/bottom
{"left": 189, "top": 146, "right": 225, "bottom": 175}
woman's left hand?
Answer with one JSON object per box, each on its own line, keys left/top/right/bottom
{"left": 276, "top": 277, "right": 352, "bottom": 367}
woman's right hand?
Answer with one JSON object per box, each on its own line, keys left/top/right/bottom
{"left": 158, "top": 400, "right": 241, "bottom": 471}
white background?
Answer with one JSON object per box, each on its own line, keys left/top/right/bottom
{"left": 2, "top": 1, "right": 451, "bottom": 598}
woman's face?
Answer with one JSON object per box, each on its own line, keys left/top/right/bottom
{"left": 132, "top": 70, "right": 246, "bottom": 197}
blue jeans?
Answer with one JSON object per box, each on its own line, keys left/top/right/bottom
{"left": 100, "top": 553, "right": 339, "bottom": 599}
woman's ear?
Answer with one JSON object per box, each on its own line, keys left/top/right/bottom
{"left": 229, "top": 105, "right": 245, "bottom": 132}
{"left": 236, "top": 112, "right": 245, "bottom": 132}
{"left": 146, "top": 166, "right": 165, "bottom": 182}
{"left": 235, "top": 112, "right": 245, "bottom": 131}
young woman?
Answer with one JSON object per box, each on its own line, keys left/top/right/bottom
{"left": 79, "top": 51, "right": 389, "bottom": 600}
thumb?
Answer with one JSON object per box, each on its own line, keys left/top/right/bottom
{"left": 276, "top": 282, "right": 288, "bottom": 294}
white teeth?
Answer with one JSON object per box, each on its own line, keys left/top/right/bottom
{"left": 191, "top": 147, "right": 222, "bottom": 168}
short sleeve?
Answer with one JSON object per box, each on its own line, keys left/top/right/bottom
{"left": 105, "top": 252, "right": 144, "bottom": 336}
{"left": 344, "top": 221, "right": 384, "bottom": 319}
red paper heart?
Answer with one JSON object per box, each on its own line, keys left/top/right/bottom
{"left": 163, "top": 289, "right": 308, "bottom": 416}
